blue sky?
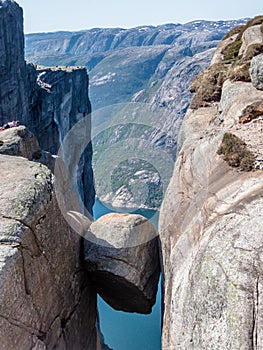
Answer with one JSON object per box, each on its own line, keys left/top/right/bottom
{"left": 17, "top": 0, "right": 262, "bottom": 33}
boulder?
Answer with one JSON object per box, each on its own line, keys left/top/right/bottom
{"left": 0, "top": 125, "right": 41, "bottom": 160}
{"left": 218, "top": 79, "right": 263, "bottom": 126}
{"left": 239, "top": 24, "right": 263, "bottom": 58}
{"left": 84, "top": 213, "right": 160, "bottom": 314}
{"left": 250, "top": 53, "right": 263, "bottom": 90}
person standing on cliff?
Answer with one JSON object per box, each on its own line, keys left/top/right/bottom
{"left": 0, "top": 120, "right": 20, "bottom": 130}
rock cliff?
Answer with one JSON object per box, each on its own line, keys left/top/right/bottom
{"left": 0, "top": 0, "right": 95, "bottom": 216}
{"left": 0, "top": 154, "right": 97, "bottom": 349}
{"left": 26, "top": 63, "right": 95, "bottom": 213}
{"left": 0, "top": 2, "right": 162, "bottom": 349}
{"left": 159, "top": 16, "right": 263, "bottom": 349}
{"left": 0, "top": 1, "right": 97, "bottom": 348}
{"left": 0, "top": 0, "right": 28, "bottom": 122}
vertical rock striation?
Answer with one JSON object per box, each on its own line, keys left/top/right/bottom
{"left": 26, "top": 64, "right": 95, "bottom": 214}
{"left": 159, "top": 17, "right": 263, "bottom": 350}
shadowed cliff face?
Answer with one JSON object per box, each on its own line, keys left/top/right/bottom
{"left": 159, "top": 17, "right": 263, "bottom": 350}
{"left": 0, "top": 1, "right": 95, "bottom": 216}
{"left": 26, "top": 63, "right": 95, "bottom": 214}
{"left": 0, "top": 2, "right": 161, "bottom": 349}
{"left": 26, "top": 64, "right": 91, "bottom": 154}
{"left": 0, "top": 0, "right": 28, "bottom": 121}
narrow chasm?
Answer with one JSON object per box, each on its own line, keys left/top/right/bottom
{"left": 84, "top": 199, "right": 162, "bottom": 350}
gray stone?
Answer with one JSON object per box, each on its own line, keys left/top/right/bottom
{"left": 160, "top": 101, "right": 263, "bottom": 349}
{"left": 250, "top": 53, "right": 263, "bottom": 90}
{"left": 84, "top": 213, "right": 160, "bottom": 314}
{"left": 239, "top": 24, "right": 263, "bottom": 57}
{"left": 0, "top": 125, "right": 41, "bottom": 160}
{"left": 0, "top": 154, "right": 97, "bottom": 349}
{"left": 159, "top": 21, "right": 263, "bottom": 349}
{"left": 0, "top": 0, "right": 28, "bottom": 122}
{"left": 0, "top": 1, "right": 97, "bottom": 348}
{"left": 0, "top": 0, "right": 95, "bottom": 216}
{"left": 218, "top": 79, "right": 263, "bottom": 126}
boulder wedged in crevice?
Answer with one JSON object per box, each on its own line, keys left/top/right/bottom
{"left": 84, "top": 213, "right": 160, "bottom": 314}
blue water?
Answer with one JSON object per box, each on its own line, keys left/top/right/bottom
{"left": 93, "top": 198, "right": 162, "bottom": 350}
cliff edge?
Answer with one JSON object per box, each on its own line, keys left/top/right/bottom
{"left": 0, "top": 155, "right": 97, "bottom": 349}
{"left": 159, "top": 16, "right": 263, "bottom": 349}
{"left": 0, "top": 1, "right": 97, "bottom": 349}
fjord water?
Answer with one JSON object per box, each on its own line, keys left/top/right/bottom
{"left": 93, "top": 199, "right": 162, "bottom": 350}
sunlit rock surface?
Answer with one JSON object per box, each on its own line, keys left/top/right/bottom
{"left": 0, "top": 154, "right": 97, "bottom": 349}
{"left": 159, "top": 17, "right": 263, "bottom": 350}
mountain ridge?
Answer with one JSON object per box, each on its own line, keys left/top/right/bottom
{"left": 24, "top": 18, "right": 249, "bottom": 210}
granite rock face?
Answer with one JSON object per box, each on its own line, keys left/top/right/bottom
{"left": 0, "top": 1, "right": 97, "bottom": 349}
{"left": 159, "top": 17, "right": 263, "bottom": 350}
{"left": 26, "top": 64, "right": 91, "bottom": 154}
{"left": 0, "top": 154, "right": 97, "bottom": 350}
{"left": 84, "top": 213, "right": 160, "bottom": 314}
{"left": 0, "top": 0, "right": 28, "bottom": 122}
{"left": 250, "top": 53, "right": 263, "bottom": 90}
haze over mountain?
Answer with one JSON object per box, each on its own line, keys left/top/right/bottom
{"left": 25, "top": 19, "right": 248, "bottom": 209}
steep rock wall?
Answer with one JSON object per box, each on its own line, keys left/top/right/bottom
{"left": 26, "top": 64, "right": 91, "bottom": 154}
{"left": 26, "top": 63, "right": 95, "bottom": 214}
{"left": 159, "top": 17, "right": 263, "bottom": 349}
{"left": 0, "top": 154, "right": 97, "bottom": 349}
{"left": 0, "top": 1, "right": 97, "bottom": 348}
{"left": 0, "top": 0, "right": 28, "bottom": 121}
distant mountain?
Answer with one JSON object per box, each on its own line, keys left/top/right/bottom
{"left": 25, "top": 19, "right": 248, "bottom": 209}
{"left": 25, "top": 20, "right": 247, "bottom": 110}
